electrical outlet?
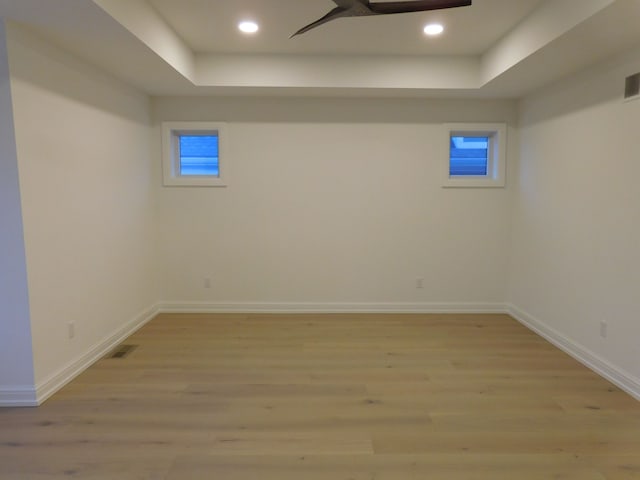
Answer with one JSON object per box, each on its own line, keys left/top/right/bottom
{"left": 600, "top": 320, "right": 608, "bottom": 338}
{"left": 67, "top": 322, "right": 75, "bottom": 339}
{"left": 416, "top": 278, "right": 424, "bottom": 289}
{"left": 204, "top": 278, "right": 211, "bottom": 289}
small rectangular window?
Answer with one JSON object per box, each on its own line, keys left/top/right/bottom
{"left": 442, "top": 123, "right": 507, "bottom": 188}
{"left": 450, "top": 136, "right": 489, "bottom": 176}
{"left": 179, "top": 135, "right": 219, "bottom": 176}
{"left": 162, "top": 122, "right": 227, "bottom": 187}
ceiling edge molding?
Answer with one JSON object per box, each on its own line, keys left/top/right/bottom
{"left": 92, "top": 0, "right": 196, "bottom": 82}
{"left": 481, "top": 0, "right": 616, "bottom": 84}
{"left": 194, "top": 54, "right": 481, "bottom": 90}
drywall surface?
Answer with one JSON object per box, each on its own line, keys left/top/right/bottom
{"left": 511, "top": 47, "right": 640, "bottom": 384}
{"left": 153, "top": 96, "right": 517, "bottom": 309}
{"left": 0, "top": 21, "right": 35, "bottom": 398}
{"left": 7, "top": 24, "right": 159, "bottom": 388}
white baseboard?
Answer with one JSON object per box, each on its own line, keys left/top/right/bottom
{"left": 0, "top": 386, "right": 38, "bottom": 407}
{"left": 507, "top": 304, "right": 640, "bottom": 402}
{"left": 32, "top": 303, "right": 161, "bottom": 406}
{"left": 158, "top": 301, "right": 508, "bottom": 314}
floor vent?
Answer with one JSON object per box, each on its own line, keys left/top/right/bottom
{"left": 107, "top": 344, "right": 138, "bottom": 359}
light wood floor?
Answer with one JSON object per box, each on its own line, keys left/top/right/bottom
{"left": 1, "top": 313, "right": 639, "bottom": 479}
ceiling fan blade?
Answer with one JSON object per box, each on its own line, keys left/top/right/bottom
{"left": 369, "top": 0, "right": 471, "bottom": 15}
{"left": 332, "top": 0, "right": 367, "bottom": 7}
{"left": 291, "top": 0, "right": 470, "bottom": 38}
{"left": 290, "top": 7, "right": 349, "bottom": 38}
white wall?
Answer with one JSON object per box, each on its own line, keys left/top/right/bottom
{"left": 3, "top": 19, "right": 638, "bottom": 406}
{"left": 510, "top": 47, "right": 640, "bottom": 392}
{"left": 153, "top": 96, "right": 517, "bottom": 310}
{"left": 6, "top": 24, "right": 159, "bottom": 396}
{"left": 0, "top": 21, "right": 35, "bottom": 404}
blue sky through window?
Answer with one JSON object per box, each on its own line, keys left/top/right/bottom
{"left": 450, "top": 136, "right": 489, "bottom": 176}
{"left": 179, "top": 135, "right": 219, "bottom": 176}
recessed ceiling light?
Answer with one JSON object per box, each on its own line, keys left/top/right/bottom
{"left": 423, "top": 23, "right": 444, "bottom": 36}
{"left": 238, "top": 21, "right": 259, "bottom": 34}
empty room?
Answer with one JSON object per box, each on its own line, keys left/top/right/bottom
{"left": 1, "top": 0, "right": 639, "bottom": 478}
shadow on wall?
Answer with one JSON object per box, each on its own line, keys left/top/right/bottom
{"left": 7, "top": 23, "right": 148, "bottom": 123}
{"left": 151, "top": 94, "right": 517, "bottom": 125}
{"left": 518, "top": 44, "right": 640, "bottom": 127}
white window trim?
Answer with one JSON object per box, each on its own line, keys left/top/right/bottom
{"left": 162, "top": 121, "right": 228, "bottom": 187}
{"left": 442, "top": 123, "right": 507, "bottom": 188}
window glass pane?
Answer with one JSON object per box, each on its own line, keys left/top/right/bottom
{"left": 179, "top": 135, "right": 219, "bottom": 176}
{"left": 450, "top": 136, "right": 488, "bottom": 176}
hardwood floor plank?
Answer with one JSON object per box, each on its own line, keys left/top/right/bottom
{"left": 165, "top": 454, "right": 604, "bottom": 480}
{"left": 372, "top": 428, "right": 640, "bottom": 456}
{"left": 0, "top": 313, "right": 638, "bottom": 479}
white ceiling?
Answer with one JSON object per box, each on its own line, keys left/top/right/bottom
{"left": 1, "top": 0, "right": 640, "bottom": 98}
{"left": 147, "top": 0, "right": 543, "bottom": 56}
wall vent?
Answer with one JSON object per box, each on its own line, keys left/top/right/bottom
{"left": 624, "top": 73, "right": 640, "bottom": 101}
